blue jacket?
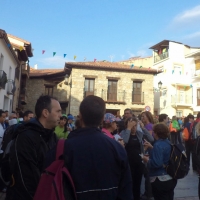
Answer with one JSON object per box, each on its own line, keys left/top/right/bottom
{"left": 64, "top": 127, "right": 133, "bottom": 200}
{"left": 147, "top": 139, "right": 171, "bottom": 177}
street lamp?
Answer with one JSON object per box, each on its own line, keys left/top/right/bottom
{"left": 158, "top": 81, "right": 163, "bottom": 90}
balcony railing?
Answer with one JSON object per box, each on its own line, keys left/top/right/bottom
{"left": 22, "top": 63, "right": 30, "bottom": 76}
{"left": 101, "top": 89, "right": 126, "bottom": 103}
{"left": 132, "top": 91, "right": 144, "bottom": 104}
{"left": 83, "top": 89, "right": 97, "bottom": 98}
{"left": 171, "top": 95, "right": 192, "bottom": 105}
{"left": 7, "top": 79, "right": 15, "bottom": 95}
{"left": 154, "top": 51, "right": 169, "bottom": 63}
{"left": 0, "top": 70, "right": 7, "bottom": 89}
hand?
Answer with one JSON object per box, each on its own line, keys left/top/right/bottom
{"left": 67, "top": 127, "right": 72, "bottom": 131}
{"left": 139, "top": 121, "right": 144, "bottom": 129}
{"left": 127, "top": 120, "right": 135, "bottom": 130}
{"left": 142, "top": 155, "right": 149, "bottom": 163}
{"left": 118, "top": 139, "right": 125, "bottom": 147}
{"left": 143, "top": 139, "right": 153, "bottom": 150}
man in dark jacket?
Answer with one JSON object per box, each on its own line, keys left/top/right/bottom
{"left": 6, "top": 95, "right": 61, "bottom": 200}
{"left": 63, "top": 96, "right": 133, "bottom": 200}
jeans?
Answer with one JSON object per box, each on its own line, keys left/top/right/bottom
{"left": 151, "top": 178, "right": 177, "bottom": 200}
{"left": 185, "top": 140, "right": 197, "bottom": 170}
{"left": 130, "top": 163, "right": 144, "bottom": 200}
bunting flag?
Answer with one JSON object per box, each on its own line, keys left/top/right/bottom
{"left": 19, "top": 46, "right": 23, "bottom": 51}
{"left": 184, "top": 86, "right": 186, "bottom": 90}
{"left": 94, "top": 58, "right": 97, "bottom": 62}
{"left": 190, "top": 84, "right": 193, "bottom": 88}
{"left": 103, "top": 60, "right": 106, "bottom": 62}
{"left": 139, "top": 66, "right": 142, "bottom": 68}
{"left": 42, "top": 50, "right": 45, "bottom": 54}
{"left": 148, "top": 67, "right": 151, "bottom": 71}
{"left": 180, "top": 71, "right": 181, "bottom": 75}
{"left": 84, "top": 57, "right": 87, "bottom": 61}
{"left": 53, "top": 52, "right": 56, "bottom": 57}
{"left": 64, "top": 54, "right": 67, "bottom": 58}
{"left": 177, "top": 86, "right": 180, "bottom": 90}
{"left": 74, "top": 55, "right": 77, "bottom": 60}
{"left": 130, "top": 64, "right": 134, "bottom": 68}
{"left": 7, "top": 44, "right": 11, "bottom": 48}
{"left": 186, "top": 72, "right": 188, "bottom": 75}
{"left": 172, "top": 70, "right": 174, "bottom": 74}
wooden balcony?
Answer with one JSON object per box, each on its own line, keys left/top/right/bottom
{"left": 22, "top": 63, "right": 30, "bottom": 77}
{"left": 101, "top": 89, "right": 126, "bottom": 104}
{"left": 132, "top": 91, "right": 144, "bottom": 105}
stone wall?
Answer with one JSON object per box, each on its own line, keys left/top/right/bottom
{"left": 24, "top": 78, "right": 70, "bottom": 113}
{"left": 70, "top": 68, "right": 154, "bottom": 116}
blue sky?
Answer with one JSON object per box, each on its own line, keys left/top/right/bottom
{"left": 1, "top": 0, "right": 200, "bottom": 69}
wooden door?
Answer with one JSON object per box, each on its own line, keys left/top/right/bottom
{"left": 133, "top": 82, "right": 141, "bottom": 102}
{"left": 107, "top": 80, "right": 117, "bottom": 101}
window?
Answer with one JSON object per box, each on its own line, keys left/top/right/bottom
{"left": 84, "top": 78, "right": 95, "bottom": 97}
{"left": 45, "top": 86, "right": 53, "bottom": 96}
{"left": 132, "top": 82, "right": 142, "bottom": 102}
{"left": 197, "top": 89, "right": 200, "bottom": 106}
{"left": 176, "top": 110, "right": 183, "bottom": 117}
{"left": 107, "top": 80, "right": 117, "bottom": 101}
{"left": 0, "top": 54, "right": 4, "bottom": 70}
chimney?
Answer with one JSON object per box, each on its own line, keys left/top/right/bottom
{"left": 34, "top": 64, "right": 38, "bottom": 69}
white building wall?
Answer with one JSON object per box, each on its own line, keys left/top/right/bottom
{"left": 152, "top": 42, "right": 194, "bottom": 117}
{"left": 0, "top": 39, "right": 18, "bottom": 112}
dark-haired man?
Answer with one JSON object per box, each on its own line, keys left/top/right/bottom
{"left": 158, "top": 114, "right": 168, "bottom": 126}
{"left": 23, "top": 110, "right": 34, "bottom": 122}
{"left": 62, "top": 96, "right": 133, "bottom": 199}
{"left": 7, "top": 95, "right": 61, "bottom": 200}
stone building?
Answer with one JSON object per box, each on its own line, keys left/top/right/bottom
{"left": 64, "top": 61, "right": 158, "bottom": 116}
{"left": 23, "top": 68, "right": 70, "bottom": 113}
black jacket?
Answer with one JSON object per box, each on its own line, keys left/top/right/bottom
{"left": 63, "top": 127, "right": 133, "bottom": 200}
{"left": 7, "top": 118, "right": 58, "bottom": 200}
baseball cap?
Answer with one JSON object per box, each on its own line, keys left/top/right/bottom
{"left": 67, "top": 115, "right": 74, "bottom": 120}
{"left": 104, "top": 113, "right": 117, "bottom": 123}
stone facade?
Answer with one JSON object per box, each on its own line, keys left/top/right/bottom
{"left": 24, "top": 78, "right": 69, "bottom": 113}
{"left": 70, "top": 67, "right": 154, "bottom": 116}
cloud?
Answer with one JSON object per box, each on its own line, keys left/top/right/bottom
{"left": 37, "top": 56, "right": 74, "bottom": 69}
{"left": 183, "top": 31, "right": 200, "bottom": 39}
{"left": 181, "top": 31, "right": 200, "bottom": 47}
{"left": 170, "top": 5, "right": 200, "bottom": 29}
{"left": 127, "top": 49, "right": 149, "bottom": 58}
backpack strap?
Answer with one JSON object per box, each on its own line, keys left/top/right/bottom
{"left": 56, "top": 139, "right": 65, "bottom": 160}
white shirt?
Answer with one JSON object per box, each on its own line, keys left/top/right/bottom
{"left": 0, "top": 123, "right": 5, "bottom": 153}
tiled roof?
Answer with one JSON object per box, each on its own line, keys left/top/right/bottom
{"left": 65, "top": 61, "right": 159, "bottom": 74}
{"left": 7, "top": 33, "right": 31, "bottom": 45}
{"left": 30, "top": 68, "right": 65, "bottom": 77}
{"left": 0, "top": 29, "right": 20, "bottom": 65}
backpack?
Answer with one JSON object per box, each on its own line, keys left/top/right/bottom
{"left": 182, "top": 127, "right": 189, "bottom": 141}
{"left": 0, "top": 124, "right": 21, "bottom": 187}
{"left": 34, "top": 139, "right": 77, "bottom": 200}
{"left": 193, "top": 136, "right": 200, "bottom": 172}
{"left": 165, "top": 143, "right": 189, "bottom": 179}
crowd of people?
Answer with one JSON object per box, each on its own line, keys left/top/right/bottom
{"left": 0, "top": 95, "right": 200, "bottom": 200}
